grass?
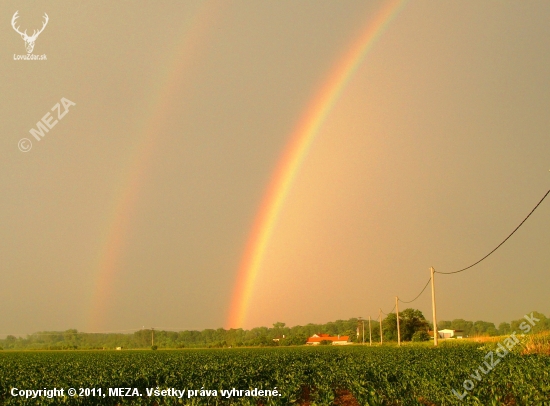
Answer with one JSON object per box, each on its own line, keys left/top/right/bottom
{"left": 522, "top": 332, "right": 550, "bottom": 355}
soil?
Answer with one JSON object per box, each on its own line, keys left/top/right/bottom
{"left": 296, "top": 387, "right": 360, "bottom": 406}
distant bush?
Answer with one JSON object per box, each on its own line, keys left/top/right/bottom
{"left": 411, "top": 331, "right": 430, "bottom": 342}
{"left": 151, "top": 345, "right": 158, "bottom": 350}
{"left": 319, "top": 340, "right": 332, "bottom": 346}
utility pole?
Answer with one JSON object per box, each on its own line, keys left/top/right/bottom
{"left": 431, "top": 267, "right": 438, "bottom": 346}
{"left": 396, "top": 297, "right": 401, "bottom": 346}
{"left": 379, "top": 308, "right": 383, "bottom": 345}
{"left": 357, "top": 317, "right": 365, "bottom": 345}
{"left": 362, "top": 318, "right": 365, "bottom": 345}
{"left": 151, "top": 328, "right": 155, "bottom": 347}
{"left": 368, "top": 316, "right": 372, "bottom": 346}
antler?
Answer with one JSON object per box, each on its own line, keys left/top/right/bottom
{"left": 11, "top": 11, "right": 28, "bottom": 38}
{"left": 29, "top": 13, "right": 49, "bottom": 40}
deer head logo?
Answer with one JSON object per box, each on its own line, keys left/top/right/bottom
{"left": 11, "top": 11, "right": 49, "bottom": 54}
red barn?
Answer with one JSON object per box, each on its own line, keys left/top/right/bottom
{"left": 306, "top": 333, "right": 350, "bottom": 345}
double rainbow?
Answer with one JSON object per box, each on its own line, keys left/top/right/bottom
{"left": 87, "top": 1, "right": 406, "bottom": 331}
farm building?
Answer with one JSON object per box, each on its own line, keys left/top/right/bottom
{"left": 437, "top": 329, "right": 464, "bottom": 339}
{"left": 306, "top": 334, "right": 351, "bottom": 345}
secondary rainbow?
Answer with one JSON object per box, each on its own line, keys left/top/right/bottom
{"left": 88, "top": 2, "right": 221, "bottom": 331}
{"left": 227, "top": 0, "right": 407, "bottom": 329}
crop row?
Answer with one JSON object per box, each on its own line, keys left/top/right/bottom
{"left": 0, "top": 345, "right": 549, "bottom": 405}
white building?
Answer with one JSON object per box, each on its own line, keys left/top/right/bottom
{"left": 437, "top": 329, "right": 464, "bottom": 339}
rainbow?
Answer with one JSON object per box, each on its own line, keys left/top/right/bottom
{"left": 227, "top": 0, "right": 407, "bottom": 329}
{"left": 87, "top": 2, "right": 222, "bottom": 331}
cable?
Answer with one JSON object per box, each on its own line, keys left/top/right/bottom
{"left": 379, "top": 277, "right": 429, "bottom": 320}
{"left": 380, "top": 305, "right": 396, "bottom": 316}
{"left": 399, "top": 278, "right": 431, "bottom": 303}
{"left": 436, "top": 189, "right": 550, "bottom": 275}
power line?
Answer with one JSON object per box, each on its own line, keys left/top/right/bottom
{"left": 380, "top": 304, "right": 396, "bottom": 316}
{"left": 436, "top": 189, "right": 550, "bottom": 275}
{"left": 399, "top": 278, "right": 431, "bottom": 303}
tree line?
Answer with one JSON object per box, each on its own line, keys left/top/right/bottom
{"left": 1, "top": 310, "right": 548, "bottom": 350}
{"left": 438, "top": 311, "right": 550, "bottom": 337}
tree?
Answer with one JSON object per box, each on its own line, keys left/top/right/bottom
{"left": 382, "top": 309, "right": 429, "bottom": 342}
{"left": 438, "top": 320, "right": 452, "bottom": 330}
{"left": 271, "top": 322, "right": 288, "bottom": 340}
{"left": 400, "top": 309, "right": 429, "bottom": 341}
{"left": 449, "top": 319, "right": 474, "bottom": 337}
{"left": 511, "top": 311, "right": 550, "bottom": 334}
{"left": 471, "top": 321, "right": 497, "bottom": 336}
{"left": 412, "top": 331, "right": 430, "bottom": 342}
{"left": 498, "top": 322, "right": 511, "bottom": 335}
{"left": 272, "top": 322, "right": 286, "bottom": 333}
{"left": 383, "top": 313, "right": 399, "bottom": 341}
{"left": 288, "top": 334, "right": 308, "bottom": 346}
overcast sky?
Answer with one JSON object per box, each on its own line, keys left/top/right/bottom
{"left": 1, "top": 1, "right": 549, "bottom": 335}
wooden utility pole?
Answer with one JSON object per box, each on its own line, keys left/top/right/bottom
{"left": 431, "top": 267, "right": 438, "bottom": 346}
{"left": 368, "top": 316, "right": 372, "bottom": 346}
{"left": 379, "top": 309, "right": 383, "bottom": 345}
{"left": 357, "top": 317, "right": 365, "bottom": 345}
{"left": 396, "top": 297, "right": 401, "bottom": 346}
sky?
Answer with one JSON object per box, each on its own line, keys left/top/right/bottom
{"left": 1, "top": 1, "right": 549, "bottom": 336}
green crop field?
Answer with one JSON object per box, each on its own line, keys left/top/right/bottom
{"left": 1, "top": 344, "right": 549, "bottom": 405}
